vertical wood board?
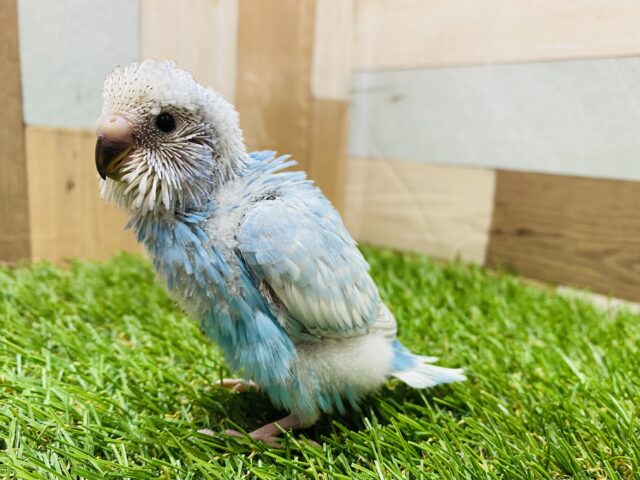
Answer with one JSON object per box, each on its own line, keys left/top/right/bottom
{"left": 0, "top": 0, "right": 30, "bottom": 263}
{"left": 235, "top": 0, "right": 316, "bottom": 171}
{"left": 309, "top": 100, "right": 348, "bottom": 212}
{"left": 311, "top": 0, "right": 353, "bottom": 100}
{"left": 141, "top": 0, "right": 239, "bottom": 102}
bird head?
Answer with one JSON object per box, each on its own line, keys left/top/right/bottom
{"left": 95, "top": 59, "right": 246, "bottom": 215}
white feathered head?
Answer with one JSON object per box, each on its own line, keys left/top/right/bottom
{"left": 95, "top": 59, "right": 246, "bottom": 215}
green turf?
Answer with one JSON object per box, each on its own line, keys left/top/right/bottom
{"left": 0, "top": 246, "right": 638, "bottom": 479}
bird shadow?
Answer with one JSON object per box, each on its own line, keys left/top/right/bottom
{"left": 190, "top": 381, "right": 469, "bottom": 451}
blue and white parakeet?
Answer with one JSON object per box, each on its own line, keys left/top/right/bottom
{"left": 95, "top": 59, "right": 465, "bottom": 444}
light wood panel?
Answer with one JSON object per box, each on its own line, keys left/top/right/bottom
{"left": 141, "top": 0, "right": 238, "bottom": 102}
{"left": 0, "top": 0, "right": 30, "bottom": 264}
{"left": 25, "top": 127, "right": 141, "bottom": 262}
{"left": 344, "top": 158, "right": 495, "bottom": 264}
{"left": 556, "top": 286, "right": 640, "bottom": 315}
{"left": 354, "top": 0, "right": 640, "bottom": 71}
{"left": 349, "top": 60, "right": 640, "bottom": 182}
{"left": 311, "top": 0, "right": 353, "bottom": 100}
{"left": 17, "top": 0, "right": 139, "bottom": 128}
{"left": 487, "top": 171, "right": 640, "bottom": 302}
{"left": 235, "top": 0, "right": 316, "bottom": 171}
{"left": 309, "top": 100, "right": 348, "bottom": 212}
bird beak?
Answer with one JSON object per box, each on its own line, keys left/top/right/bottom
{"left": 95, "top": 137, "right": 133, "bottom": 180}
{"left": 95, "top": 115, "right": 134, "bottom": 180}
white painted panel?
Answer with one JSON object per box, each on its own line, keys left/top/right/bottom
{"left": 311, "top": 0, "right": 353, "bottom": 100}
{"left": 18, "top": 0, "right": 140, "bottom": 129}
{"left": 349, "top": 57, "right": 640, "bottom": 181}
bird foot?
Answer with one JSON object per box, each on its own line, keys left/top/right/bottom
{"left": 221, "top": 413, "right": 318, "bottom": 448}
{"left": 225, "top": 428, "right": 283, "bottom": 447}
{"left": 216, "top": 377, "right": 259, "bottom": 393}
{"left": 198, "top": 426, "right": 278, "bottom": 445}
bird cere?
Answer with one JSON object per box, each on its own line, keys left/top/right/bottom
{"left": 94, "top": 59, "right": 465, "bottom": 445}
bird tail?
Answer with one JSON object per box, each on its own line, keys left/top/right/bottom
{"left": 390, "top": 340, "right": 466, "bottom": 388}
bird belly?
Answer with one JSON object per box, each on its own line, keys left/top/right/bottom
{"left": 264, "top": 332, "right": 394, "bottom": 423}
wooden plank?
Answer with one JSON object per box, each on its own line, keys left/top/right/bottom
{"left": 18, "top": 0, "right": 140, "bottom": 128}
{"left": 311, "top": 0, "right": 353, "bottom": 100}
{"left": 556, "top": 286, "right": 640, "bottom": 315}
{"left": 141, "top": 0, "right": 238, "bottom": 102}
{"left": 309, "top": 1, "right": 353, "bottom": 212}
{"left": 487, "top": 171, "right": 640, "bottom": 302}
{"left": 344, "top": 158, "right": 495, "bottom": 264}
{"left": 308, "top": 100, "right": 348, "bottom": 212}
{"left": 0, "top": 0, "right": 30, "bottom": 263}
{"left": 349, "top": 59, "right": 640, "bottom": 182}
{"left": 354, "top": 0, "right": 640, "bottom": 70}
{"left": 235, "top": 0, "right": 315, "bottom": 171}
{"left": 25, "top": 127, "right": 141, "bottom": 262}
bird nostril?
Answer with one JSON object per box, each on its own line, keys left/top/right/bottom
{"left": 95, "top": 114, "right": 133, "bottom": 144}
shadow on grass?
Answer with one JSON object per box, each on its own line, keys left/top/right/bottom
{"left": 189, "top": 380, "right": 469, "bottom": 450}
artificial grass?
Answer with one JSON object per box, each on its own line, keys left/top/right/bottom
{"left": 0, "top": 246, "right": 638, "bottom": 479}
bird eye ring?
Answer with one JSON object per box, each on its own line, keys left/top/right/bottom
{"left": 155, "top": 112, "right": 176, "bottom": 133}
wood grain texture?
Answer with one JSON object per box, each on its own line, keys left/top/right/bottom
{"left": 349, "top": 60, "right": 640, "bottom": 182}
{"left": 308, "top": 100, "right": 348, "bottom": 212}
{"left": 344, "top": 158, "right": 495, "bottom": 264}
{"left": 235, "top": 0, "right": 316, "bottom": 171}
{"left": 141, "top": 0, "right": 238, "bottom": 102}
{"left": 311, "top": 0, "right": 353, "bottom": 100}
{"left": 0, "top": 0, "right": 30, "bottom": 263}
{"left": 25, "top": 127, "right": 141, "bottom": 262}
{"left": 487, "top": 171, "right": 640, "bottom": 302}
{"left": 354, "top": 0, "right": 640, "bottom": 70}
{"left": 18, "top": 0, "right": 139, "bottom": 128}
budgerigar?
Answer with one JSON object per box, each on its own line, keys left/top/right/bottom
{"left": 95, "top": 59, "right": 465, "bottom": 445}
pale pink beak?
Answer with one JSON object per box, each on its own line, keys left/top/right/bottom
{"left": 95, "top": 114, "right": 134, "bottom": 180}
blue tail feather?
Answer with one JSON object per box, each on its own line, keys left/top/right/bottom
{"left": 391, "top": 340, "right": 466, "bottom": 388}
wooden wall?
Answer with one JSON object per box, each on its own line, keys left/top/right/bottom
{"left": 14, "top": 0, "right": 141, "bottom": 262}
{"left": 4, "top": 0, "right": 640, "bottom": 302}
{"left": 0, "top": 0, "right": 30, "bottom": 263}
{"left": 6, "top": 0, "right": 349, "bottom": 263}
{"left": 346, "top": 0, "right": 640, "bottom": 302}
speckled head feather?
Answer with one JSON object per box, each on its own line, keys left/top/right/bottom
{"left": 99, "top": 59, "right": 247, "bottom": 215}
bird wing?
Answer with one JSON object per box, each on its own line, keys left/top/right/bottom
{"left": 237, "top": 195, "right": 380, "bottom": 339}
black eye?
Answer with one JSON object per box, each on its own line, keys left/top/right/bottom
{"left": 155, "top": 112, "right": 176, "bottom": 133}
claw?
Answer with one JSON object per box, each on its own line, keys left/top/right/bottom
{"left": 217, "top": 378, "right": 259, "bottom": 393}
{"left": 225, "top": 428, "right": 282, "bottom": 447}
{"left": 218, "top": 413, "right": 315, "bottom": 448}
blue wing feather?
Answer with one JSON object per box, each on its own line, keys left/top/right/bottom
{"left": 238, "top": 191, "right": 380, "bottom": 339}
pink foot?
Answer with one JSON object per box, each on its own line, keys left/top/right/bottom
{"left": 223, "top": 413, "right": 317, "bottom": 447}
{"left": 216, "top": 377, "right": 259, "bottom": 393}
{"left": 225, "top": 428, "right": 283, "bottom": 447}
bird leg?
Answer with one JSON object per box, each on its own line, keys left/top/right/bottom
{"left": 225, "top": 413, "right": 312, "bottom": 447}
{"left": 200, "top": 381, "right": 317, "bottom": 446}
{"left": 196, "top": 378, "right": 261, "bottom": 437}
{"left": 217, "top": 377, "right": 259, "bottom": 393}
